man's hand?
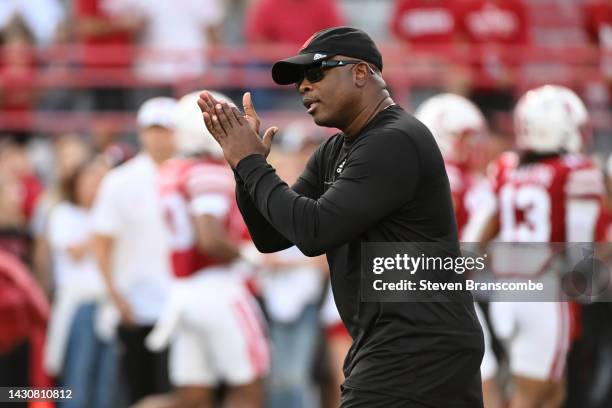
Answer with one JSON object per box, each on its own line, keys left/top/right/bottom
{"left": 109, "top": 287, "right": 136, "bottom": 327}
{"left": 197, "top": 91, "right": 278, "bottom": 168}
{"left": 242, "top": 92, "right": 261, "bottom": 134}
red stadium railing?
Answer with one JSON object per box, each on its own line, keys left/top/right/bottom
{"left": 1, "top": 44, "right": 611, "bottom": 134}
{"left": 1, "top": 43, "right": 604, "bottom": 87}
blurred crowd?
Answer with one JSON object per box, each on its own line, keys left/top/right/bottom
{"left": 2, "top": 1, "right": 612, "bottom": 408}
{"left": 0, "top": 93, "right": 354, "bottom": 408}
{"left": 1, "top": 1, "right": 612, "bottom": 133}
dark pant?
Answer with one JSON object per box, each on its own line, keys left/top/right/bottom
{"left": 340, "top": 387, "right": 433, "bottom": 408}
{"left": 0, "top": 340, "right": 29, "bottom": 408}
{"left": 92, "top": 87, "right": 129, "bottom": 111}
{"left": 117, "top": 325, "right": 170, "bottom": 405}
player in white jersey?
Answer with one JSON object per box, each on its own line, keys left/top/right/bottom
{"left": 135, "top": 92, "right": 269, "bottom": 408}
{"left": 415, "top": 93, "right": 502, "bottom": 408}
{"left": 480, "top": 85, "right": 604, "bottom": 408}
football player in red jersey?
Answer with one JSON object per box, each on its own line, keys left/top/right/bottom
{"left": 415, "top": 93, "right": 503, "bottom": 408}
{"left": 415, "top": 93, "right": 497, "bottom": 241}
{"left": 136, "top": 91, "right": 269, "bottom": 408}
{"left": 480, "top": 85, "right": 604, "bottom": 408}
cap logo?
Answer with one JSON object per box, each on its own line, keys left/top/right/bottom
{"left": 313, "top": 53, "right": 327, "bottom": 61}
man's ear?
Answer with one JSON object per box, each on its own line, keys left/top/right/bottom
{"left": 354, "top": 63, "right": 370, "bottom": 87}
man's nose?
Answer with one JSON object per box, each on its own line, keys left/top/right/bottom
{"left": 298, "top": 80, "right": 313, "bottom": 94}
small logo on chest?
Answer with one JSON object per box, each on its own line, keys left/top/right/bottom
{"left": 336, "top": 158, "right": 347, "bottom": 174}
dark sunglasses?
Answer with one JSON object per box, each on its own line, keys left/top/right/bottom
{"left": 295, "top": 59, "right": 364, "bottom": 88}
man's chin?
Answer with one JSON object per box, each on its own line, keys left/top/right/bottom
{"left": 311, "top": 113, "right": 330, "bottom": 127}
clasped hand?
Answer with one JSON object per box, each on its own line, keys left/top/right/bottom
{"left": 197, "top": 91, "right": 278, "bottom": 168}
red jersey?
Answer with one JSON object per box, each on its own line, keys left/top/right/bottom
{"left": 0, "top": 43, "right": 37, "bottom": 113}
{"left": 583, "top": 1, "right": 612, "bottom": 46}
{"left": 458, "top": 0, "right": 529, "bottom": 45}
{"left": 75, "top": 0, "right": 133, "bottom": 68}
{"left": 490, "top": 152, "right": 604, "bottom": 243}
{"left": 446, "top": 161, "right": 496, "bottom": 241}
{"left": 245, "top": 0, "right": 344, "bottom": 46}
{"left": 0, "top": 250, "right": 50, "bottom": 387}
{"left": 390, "top": 0, "right": 458, "bottom": 45}
{"left": 0, "top": 250, "right": 48, "bottom": 353}
{"left": 458, "top": 0, "right": 529, "bottom": 86}
{"left": 159, "top": 158, "right": 248, "bottom": 278}
{"left": 583, "top": 1, "right": 612, "bottom": 78}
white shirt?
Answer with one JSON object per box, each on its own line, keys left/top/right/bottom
{"left": 46, "top": 202, "right": 106, "bottom": 376}
{"left": 258, "top": 246, "right": 323, "bottom": 323}
{"left": 103, "top": 0, "right": 224, "bottom": 80}
{"left": 48, "top": 202, "right": 104, "bottom": 293}
{"left": 91, "top": 154, "right": 171, "bottom": 324}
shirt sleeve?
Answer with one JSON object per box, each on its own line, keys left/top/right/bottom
{"left": 462, "top": 179, "right": 498, "bottom": 242}
{"left": 565, "top": 166, "right": 605, "bottom": 199}
{"left": 190, "top": 193, "right": 231, "bottom": 218}
{"left": 565, "top": 165, "right": 605, "bottom": 242}
{"left": 185, "top": 163, "right": 234, "bottom": 218}
{"left": 91, "top": 173, "right": 122, "bottom": 236}
{"left": 235, "top": 130, "right": 419, "bottom": 256}
{"left": 234, "top": 145, "right": 322, "bottom": 253}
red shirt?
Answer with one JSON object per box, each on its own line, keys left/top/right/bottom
{"left": 583, "top": 2, "right": 612, "bottom": 78}
{"left": 390, "top": 0, "right": 458, "bottom": 45}
{"left": 583, "top": 1, "right": 612, "bottom": 46}
{"left": 0, "top": 250, "right": 51, "bottom": 387}
{"left": 457, "top": 0, "right": 529, "bottom": 86}
{"left": 75, "top": 0, "right": 132, "bottom": 68}
{"left": 159, "top": 158, "right": 249, "bottom": 278}
{"left": 0, "top": 43, "right": 37, "bottom": 112}
{"left": 20, "top": 174, "right": 43, "bottom": 221}
{"left": 245, "top": 0, "right": 345, "bottom": 46}
{"left": 458, "top": 0, "right": 529, "bottom": 45}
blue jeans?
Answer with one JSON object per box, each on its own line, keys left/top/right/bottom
{"left": 59, "top": 303, "right": 118, "bottom": 408}
{"left": 266, "top": 304, "right": 320, "bottom": 408}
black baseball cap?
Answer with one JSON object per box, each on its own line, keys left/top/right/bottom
{"left": 271, "top": 26, "right": 383, "bottom": 85}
